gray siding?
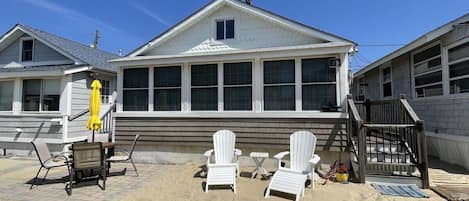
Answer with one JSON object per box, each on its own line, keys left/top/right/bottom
{"left": 0, "top": 116, "right": 62, "bottom": 140}
{"left": 0, "top": 38, "right": 20, "bottom": 64}
{"left": 391, "top": 53, "right": 412, "bottom": 97}
{"left": 410, "top": 97, "right": 469, "bottom": 137}
{"left": 33, "top": 39, "right": 70, "bottom": 62}
{"left": 0, "top": 33, "right": 72, "bottom": 65}
{"left": 68, "top": 72, "right": 92, "bottom": 138}
{"left": 115, "top": 117, "right": 347, "bottom": 152}
{"left": 353, "top": 27, "right": 469, "bottom": 138}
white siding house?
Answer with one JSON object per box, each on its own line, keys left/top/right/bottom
{"left": 110, "top": 0, "right": 356, "bottom": 163}
{"left": 0, "top": 24, "right": 118, "bottom": 155}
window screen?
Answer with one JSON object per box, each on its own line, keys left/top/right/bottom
{"left": 0, "top": 81, "right": 13, "bottom": 111}
{"left": 264, "top": 60, "right": 295, "bottom": 111}
{"left": 191, "top": 64, "right": 218, "bottom": 111}
{"left": 21, "top": 39, "right": 33, "bottom": 61}
{"left": 123, "top": 68, "right": 149, "bottom": 111}
{"left": 224, "top": 62, "right": 252, "bottom": 110}
{"left": 301, "top": 58, "right": 337, "bottom": 110}
{"left": 154, "top": 66, "right": 181, "bottom": 111}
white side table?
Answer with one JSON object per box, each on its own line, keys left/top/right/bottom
{"left": 250, "top": 152, "right": 269, "bottom": 179}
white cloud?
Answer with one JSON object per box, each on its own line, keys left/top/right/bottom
{"left": 22, "top": 0, "right": 121, "bottom": 33}
{"left": 131, "top": 3, "right": 169, "bottom": 26}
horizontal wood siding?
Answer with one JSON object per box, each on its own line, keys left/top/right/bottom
{"left": 68, "top": 72, "right": 92, "bottom": 138}
{"left": 115, "top": 117, "right": 347, "bottom": 152}
{"left": 0, "top": 116, "right": 62, "bottom": 140}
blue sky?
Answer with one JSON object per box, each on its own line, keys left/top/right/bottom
{"left": 1, "top": 0, "right": 468, "bottom": 71}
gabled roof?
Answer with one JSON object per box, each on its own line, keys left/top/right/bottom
{"left": 127, "top": 0, "right": 356, "bottom": 57}
{"left": 354, "top": 13, "right": 469, "bottom": 77}
{"left": 0, "top": 24, "right": 119, "bottom": 72}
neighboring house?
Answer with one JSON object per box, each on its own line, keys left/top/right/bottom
{"left": 109, "top": 0, "right": 356, "bottom": 163}
{"left": 353, "top": 13, "right": 469, "bottom": 170}
{"left": 0, "top": 24, "right": 118, "bottom": 155}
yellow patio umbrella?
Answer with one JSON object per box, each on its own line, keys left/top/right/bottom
{"left": 86, "top": 80, "right": 102, "bottom": 142}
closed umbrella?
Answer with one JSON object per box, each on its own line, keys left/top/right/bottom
{"left": 86, "top": 80, "right": 102, "bottom": 142}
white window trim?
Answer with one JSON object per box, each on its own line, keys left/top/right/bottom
{"left": 214, "top": 18, "right": 236, "bottom": 41}
{"left": 410, "top": 41, "right": 443, "bottom": 99}
{"left": 380, "top": 65, "right": 393, "bottom": 99}
{"left": 0, "top": 79, "right": 15, "bottom": 112}
{"left": 222, "top": 61, "right": 255, "bottom": 112}
{"left": 151, "top": 65, "right": 184, "bottom": 112}
{"left": 122, "top": 68, "right": 150, "bottom": 112}
{"left": 21, "top": 77, "right": 62, "bottom": 113}
{"left": 446, "top": 37, "right": 469, "bottom": 95}
{"left": 118, "top": 54, "right": 343, "bottom": 115}
{"left": 19, "top": 37, "right": 35, "bottom": 62}
{"left": 189, "top": 63, "right": 219, "bottom": 111}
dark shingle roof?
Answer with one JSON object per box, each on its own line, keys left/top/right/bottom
{"left": 18, "top": 24, "right": 119, "bottom": 72}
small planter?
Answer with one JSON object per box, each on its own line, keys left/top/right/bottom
{"left": 335, "top": 173, "right": 349, "bottom": 182}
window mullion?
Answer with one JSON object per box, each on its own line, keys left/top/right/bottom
{"left": 39, "top": 80, "right": 43, "bottom": 112}
{"left": 218, "top": 62, "right": 223, "bottom": 111}
{"left": 149, "top": 67, "right": 154, "bottom": 112}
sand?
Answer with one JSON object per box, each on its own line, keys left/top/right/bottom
{"left": 120, "top": 165, "right": 444, "bottom": 201}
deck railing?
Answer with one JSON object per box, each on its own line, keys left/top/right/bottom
{"left": 347, "top": 95, "right": 429, "bottom": 188}
{"left": 98, "top": 103, "right": 116, "bottom": 135}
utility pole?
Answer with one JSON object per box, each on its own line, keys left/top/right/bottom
{"left": 91, "top": 30, "right": 100, "bottom": 49}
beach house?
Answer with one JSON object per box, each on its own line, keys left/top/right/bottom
{"left": 0, "top": 24, "right": 118, "bottom": 154}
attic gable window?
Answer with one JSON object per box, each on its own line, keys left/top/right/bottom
{"left": 21, "top": 39, "right": 34, "bottom": 62}
{"left": 216, "top": 19, "right": 235, "bottom": 40}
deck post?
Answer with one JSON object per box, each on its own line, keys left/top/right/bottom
{"left": 357, "top": 120, "right": 366, "bottom": 183}
{"left": 416, "top": 120, "right": 429, "bottom": 188}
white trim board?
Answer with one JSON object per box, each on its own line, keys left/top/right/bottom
{"left": 111, "top": 42, "right": 353, "bottom": 66}
{"left": 115, "top": 111, "right": 348, "bottom": 119}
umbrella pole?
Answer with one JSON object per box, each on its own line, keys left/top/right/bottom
{"left": 92, "top": 130, "right": 95, "bottom": 142}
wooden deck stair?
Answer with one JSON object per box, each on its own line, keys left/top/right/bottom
{"left": 347, "top": 96, "right": 429, "bottom": 188}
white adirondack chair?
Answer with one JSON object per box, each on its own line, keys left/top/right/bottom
{"left": 265, "top": 131, "right": 320, "bottom": 201}
{"left": 203, "top": 130, "right": 242, "bottom": 193}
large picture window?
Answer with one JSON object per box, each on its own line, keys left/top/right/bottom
{"left": 224, "top": 62, "right": 252, "bottom": 111}
{"left": 154, "top": 66, "right": 181, "bottom": 111}
{"left": 264, "top": 60, "right": 295, "bottom": 111}
{"left": 449, "top": 41, "right": 469, "bottom": 94}
{"left": 0, "top": 81, "right": 13, "bottom": 111}
{"left": 23, "top": 79, "right": 60, "bottom": 111}
{"left": 191, "top": 64, "right": 218, "bottom": 111}
{"left": 413, "top": 44, "right": 443, "bottom": 97}
{"left": 302, "top": 58, "right": 337, "bottom": 110}
{"left": 123, "top": 68, "right": 148, "bottom": 111}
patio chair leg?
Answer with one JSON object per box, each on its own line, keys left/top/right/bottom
{"left": 30, "top": 166, "right": 42, "bottom": 190}
{"left": 131, "top": 159, "right": 138, "bottom": 177}
{"left": 43, "top": 169, "right": 50, "bottom": 183}
{"left": 102, "top": 168, "right": 106, "bottom": 190}
{"left": 68, "top": 169, "right": 74, "bottom": 196}
{"left": 311, "top": 169, "right": 315, "bottom": 189}
{"left": 205, "top": 183, "right": 209, "bottom": 193}
{"left": 264, "top": 186, "right": 271, "bottom": 198}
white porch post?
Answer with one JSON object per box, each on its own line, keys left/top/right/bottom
{"left": 116, "top": 68, "right": 124, "bottom": 112}
{"left": 253, "top": 58, "right": 262, "bottom": 112}
{"left": 60, "top": 75, "right": 72, "bottom": 141}
{"left": 12, "top": 78, "right": 22, "bottom": 115}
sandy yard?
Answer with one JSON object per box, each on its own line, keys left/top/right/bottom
{"left": 2, "top": 157, "right": 467, "bottom": 201}
{"left": 119, "top": 165, "right": 443, "bottom": 201}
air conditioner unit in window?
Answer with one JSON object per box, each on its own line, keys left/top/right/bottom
{"left": 329, "top": 58, "right": 341, "bottom": 68}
